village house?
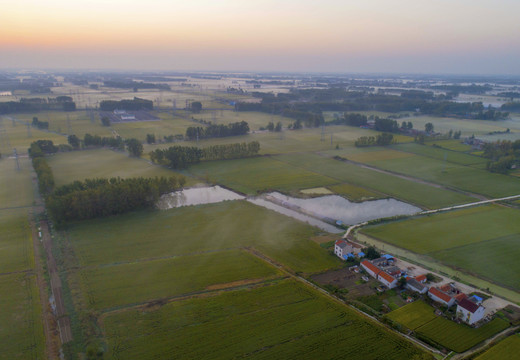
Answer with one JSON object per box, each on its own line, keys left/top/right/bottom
{"left": 457, "top": 298, "right": 485, "bottom": 325}
{"left": 415, "top": 274, "right": 427, "bottom": 283}
{"left": 406, "top": 278, "right": 428, "bottom": 294}
{"left": 428, "top": 287, "right": 455, "bottom": 307}
{"left": 377, "top": 271, "right": 397, "bottom": 289}
{"left": 334, "top": 239, "right": 354, "bottom": 260}
{"left": 360, "top": 260, "right": 381, "bottom": 278}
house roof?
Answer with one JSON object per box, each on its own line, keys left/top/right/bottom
{"left": 382, "top": 254, "right": 394, "bottom": 260}
{"left": 379, "top": 271, "right": 395, "bottom": 284}
{"left": 458, "top": 298, "right": 480, "bottom": 313}
{"left": 429, "top": 287, "right": 452, "bottom": 303}
{"left": 335, "top": 240, "right": 348, "bottom": 249}
{"left": 407, "top": 279, "right": 426, "bottom": 291}
{"left": 361, "top": 260, "right": 381, "bottom": 275}
{"left": 415, "top": 274, "right": 427, "bottom": 282}
{"left": 455, "top": 293, "right": 468, "bottom": 303}
{"left": 440, "top": 284, "right": 452, "bottom": 293}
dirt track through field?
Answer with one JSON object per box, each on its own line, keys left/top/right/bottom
{"left": 39, "top": 219, "right": 73, "bottom": 344}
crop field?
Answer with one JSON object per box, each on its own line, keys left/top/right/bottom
{"left": 428, "top": 139, "right": 473, "bottom": 152}
{"left": 103, "top": 280, "right": 433, "bottom": 360}
{"left": 273, "top": 153, "right": 475, "bottom": 208}
{"left": 0, "top": 209, "right": 34, "bottom": 273}
{"left": 0, "top": 115, "right": 66, "bottom": 153}
{"left": 367, "top": 153, "right": 520, "bottom": 198}
{"left": 67, "top": 200, "right": 341, "bottom": 274}
{"left": 111, "top": 112, "right": 196, "bottom": 140}
{"left": 416, "top": 317, "right": 509, "bottom": 353}
{"left": 405, "top": 115, "right": 509, "bottom": 136}
{"left": 0, "top": 156, "right": 34, "bottom": 209}
{"left": 47, "top": 148, "right": 189, "bottom": 186}
{"left": 362, "top": 205, "right": 520, "bottom": 291}
{"left": 185, "top": 156, "right": 338, "bottom": 194}
{"left": 475, "top": 333, "right": 520, "bottom": 360}
{"left": 385, "top": 301, "right": 437, "bottom": 330}
{"left": 81, "top": 249, "right": 281, "bottom": 310}
{"left": 391, "top": 142, "right": 487, "bottom": 166}
{"left": 0, "top": 273, "right": 44, "bottom": 360}
{"left": 347, "top": 149, "right": 415, "bottom": 163}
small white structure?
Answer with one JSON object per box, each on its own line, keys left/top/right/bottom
{"left": 377, "top": 271, "right": 397, "bottom": 289}
{"left": 406, "top": 278, "right": 428, "bottom": 294}
{"left": 428, "top": 287, "right": 455, "bottom": 307}
{"left": 334, "top": 240, "right": 353, "bottom": 260}
{"left": 457, "top": 298, "right": 485, "bottom": 325}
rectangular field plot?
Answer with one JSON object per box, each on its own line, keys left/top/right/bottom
{"left": 0, "top": 273, "right": 44, "bottom": 360}
{"left": 476, "top": 333, "right": 520, "bottom": 360}
{"left": 0, "top": 156, "right": 34, "bottom": 209}
{"left": 432, "top": 234, "right": 520, "bottom": 291}
{"left": 274, "top": 153, "right": 474, "bottom": 209}
{"left": 362, "top": 205, "right": 520, "bottom": 253}
{"left": 68, "top": 201, "right": 341, "bottom": 273}
{"left": 347, "top": 149, "right": 415, "bottom": 163}
{"left": 47, "top": 148, "right": 187, "bottom": 186}
{"left": 327, "top": 183, "right": 383, "bottom": 201}
{"left": 391, "top": 143, "right": 487, "bottom": 166}
{"left": 103, "top": 280, "right": 433, "bottom": 360}
{"left": 0, "top": 209, "right": 33, "bottom": 273}
{"left": 385, "top": 301, "right": 437, "bottom": 331}
{"left": 81, "top": 249, "right": 281, "bottom": 310}
{"left": 186, "top": 156, "right": 338, "bottom": 194}
{"left": 416, "top": 317, "right": 509, "bottom": 353}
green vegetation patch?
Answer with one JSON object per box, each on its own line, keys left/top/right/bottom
{"left": 274, "top": 153, "right": 474, "bottom": 208}
{"left": 476, "top": 333, "right": 520, "bottom": 360}
{"left": 68, "top": 200, "right": 341, "bottom": 274}
{"left": 327, "top": 183, "right": 383, "bottom": 201}
{"left": 104, "top": 280, "right": 433, "bottom": 360}
{"left": 47, "top": 148, "right": 189, "bottom": 186}
{"left": 81, "top": 249, "right": 281, "bottom": 310}
{"left": 385, "top": 300, "right": 437, "bottom": 330}
{"left": 391, "top": 143, "right": 487, "bottom": 166}
{"left": 186, "top": 156, "right": 338, "bottom": 194}
{"left": 0, "top": 273, "right": 44, "bottom": 360}
{"left": 416, "top": 317, "right": 509, "bottom": 353}
{"left": 348, "top": 149, "right": 415, "bottom": 163}
{"left": 0, "top": 209, "right": 33, "bottom": 273}
{"left": 0, "top": 156, "right": 34, "bottom": 209}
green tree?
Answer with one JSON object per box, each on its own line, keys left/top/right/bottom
{"left": 146, "top": 133, "right": 156, "bottom": 144}
{"left": 274, "top": 121, "right": 282, "bottom": 132}
{"left": 101, "top": 116, "right": 111, "bottom": 127}
{"left": 191, "top": 101, "right": 202, "bottom": 113}
{"left": 68, "top": 134, "right": 80, "bottom": 149}
{"left": 362, "top": 246, "right": 380, "bottom": 260}
{"left": 126, "top": 138, "right": 143, "bottom": 157}
{"left": 266, "top": 121, "right": 274, "bottom": 131}
{"left": 425, "top": 122, "right": 434, "bottom": 133}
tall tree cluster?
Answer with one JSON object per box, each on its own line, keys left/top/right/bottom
{"left": 185, "top": 121, "right": 249, "bottom": 140}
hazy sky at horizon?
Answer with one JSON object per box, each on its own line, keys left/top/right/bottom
{"left": 1, "top": 0, "right": 519, "bottom": 74}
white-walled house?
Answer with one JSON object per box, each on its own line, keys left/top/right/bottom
{"left": 377, "top": 271, "right": 397, "bottom": 289}
{"left": 457, "top": 298, "right": 485, "bottom": 325}
{"left": 406, "top": 278, "right": 428, "bottom": 294}
{"left": 334, "top": 240, "right": 354, "bottom": 260}
{"left": 428, "top": 287, "right": 455, "bottom": 307}
{"left": 360, "top": 260, "right": 381, "bottom": 278}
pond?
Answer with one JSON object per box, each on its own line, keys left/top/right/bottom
{"left": 157, "top": 186, "right": 244, "bottom": 209}
{"left": 264, "top": 192, "right": 421, "bottom": 225}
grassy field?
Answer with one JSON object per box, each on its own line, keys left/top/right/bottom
{"left": 327, "top": 183, "right": 384, "bottom": 201}
{"left": 362, "top": 205, "right": 520, "bottom": 291}
{"left": 194, "top": 110, "right": 295, "bottom": 130}
{"left": 385, "top": 301, "right": 437, "bottom": 331}
{"left": 391, "top": 142, "right": 487, "bottom": 166}
{"left": 416, "top": 317, "right": 509, "bottom": 353}
{"left": 185, "top": 156, "right": 338, "bottom": 194}
{"left": 112, "top": 112, "right": 195, "bottom": 140}
{"left": 273, "top": 153, "right": 475, "bottom": 208}
{"left": 0, "top": 156, "right": 34, "bottom": 209}
{"left": 103, "top": 280, "right": 433, "bottom": 360}
{"left": 475, "top": 333, "right": 520, "bottom": 360}
{"left": 67, "top": 200, "right": 341, "bottom": 274}
{"left": 0, "top": 273, "right": 44, "bottom": 360}
{"left": 81, "top": 249, "right": 281, "bottom": 310}
{"left": 47, "top": 148, "right": 190, "bottom": 186}
{"left": 0, "top": 209, "right": 34, "bottom": 273}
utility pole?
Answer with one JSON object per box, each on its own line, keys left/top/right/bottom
{"left": 13, "top": 148, "right": 20, "bottom": 171}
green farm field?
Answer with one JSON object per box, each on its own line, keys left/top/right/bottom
{"left": 0, "top": 209, "right": 34, "bottom": 273}
{"left": 103, "top": 280, "right": 433, "bottom": 360}
{"left": 66, "top": 200, "right": 341, "bottom": 274}
{"left": 111, "top": 112, "right": 195, "bottom": 140}
{"left": 362, "top": 205, "right": 520, "bottom": 291}
{"left": 327, "top": 183, "right": 384, "bottom": 201}
{"left": 385, "top": 300, "right": 437, "bottom": 331}
{"left": 81, "top": 249, "right": 281, "bottom": 310}
{"left": 47, "top": 148, "right": 191, "bottom": 187}
{"left": 416, "top": 317, "right": 509, "bottom": 353}
{"left": 0, "top": 156, "right": 34, "bottom": 209}
{"left": 475, "top": 333, "right": 520, "bottom": 360}
{"left": 273, "top": 152, "right": 475, "bottom": 208}
{"left": 391, "top": 142, "right": 487, "bottom": 166}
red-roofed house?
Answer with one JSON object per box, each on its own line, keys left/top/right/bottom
{"left": 454, "top": 293, "right": 468, "bottom": 303}
{"left": 428, "top": 287, "right": 455, "bottom": 307}
{"left": 415, "top": 274, "right": 427, "bottom": 283}
{"left": 334, "top": 240, "right": 353, "bottom": 260}
{"left": 360, "top": 260, "right": 381, "bottom": 278}
{"left": 377, "top": 271, "right": 397, "bottom": 289}
{"left": 457, "top": 298, "right": 485, "bottom": 325}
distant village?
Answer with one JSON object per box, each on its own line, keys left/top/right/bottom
{"left": 334, "top": 239, "right": 488, "bottom": 326}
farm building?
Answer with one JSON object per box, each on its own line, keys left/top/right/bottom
{"left": 428, "top": 287, "right": 455, "bottom": 307}
{"left": 334, "top": 240, "right": 354, "bottom": 260}
{"left": 415, "top": 274, "right": 427, "bottom": 283}
{"left": 377, "top": 271, "right": 397, "bottom": 289}
{"left": 456, "top": 298, "right": 485, "bottom": 325}
{"left": 406, "top": 278, "right": 428, "bottom": 294}
{"left": 361, "top": 260, "right": 381, "bottom": 278}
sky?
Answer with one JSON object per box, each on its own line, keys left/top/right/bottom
{"left": 1, "top": 0, "right": 520, "bottom": 74}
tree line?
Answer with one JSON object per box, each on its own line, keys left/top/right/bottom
{"left": 46, "top": 176, "right": 183, "bottom": 226}
{"left": 355, "top": 133, "right": 394, "bottom": 147}
{"left": 185, "top": 121, "right": 249, "bottom": 140}
{"left": 99, "top": 97, "right": 153, "bottom": 111}
{"left": 150, "top": 141, "right": 260, "bottom": 169}
{"left": 0, "top": 96, "right": 76, "bottom": 114}
{"left": 482, "top": 139, "right": 520, "bottom": 173}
